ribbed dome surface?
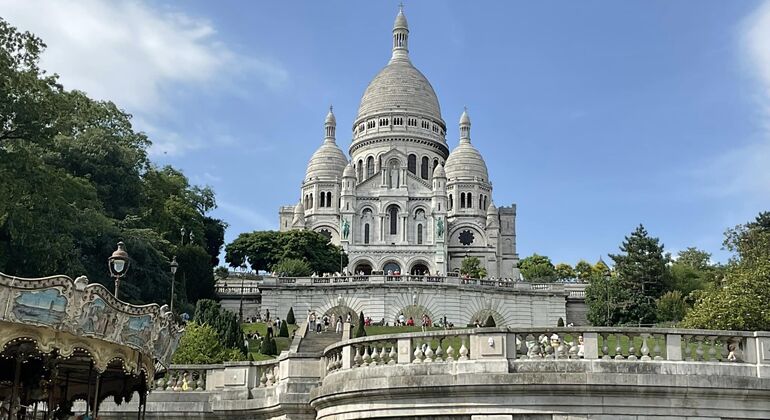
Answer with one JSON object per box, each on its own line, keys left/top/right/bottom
{"left": 445, "top": 141, "right": 489, "bottom": 182}
{"left": 305, "top": 140, "right": 348, "bottom": 180}
{"left": 356, "top": 60, "right": 442, "bottom": 122}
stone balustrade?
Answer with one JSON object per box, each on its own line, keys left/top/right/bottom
{"left": 215, "top": 275, "right": 588, "bottom": 297}
{"left": 97, "top": 326, "right": 770, "bottom": 419}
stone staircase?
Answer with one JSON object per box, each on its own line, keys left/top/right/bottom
{"left": 297, "top": 329, "right": 342, "bottom": 354}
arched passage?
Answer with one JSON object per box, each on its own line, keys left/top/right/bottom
{"left": 323, "top": 305, "right": 358, "bottom": 322}
{"left": 382, "top": 261, "right": 401, "bottom": 274}
{"left": 410, "top": 262, "right": 430, "bottom": 275}
{"left": 353, "top": 261, "right": 373, "bottom": 275}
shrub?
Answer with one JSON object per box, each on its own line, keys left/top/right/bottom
{"left": 484, "top": 315, "right": 496, "bottom": 327}
{"left": 656, "top": 290, "right": 688, "bottom": 323}
{"left": 286, "top": 307, "right": 296, "bottom": 325}
{"left": 278, "top": 320, "right": 289, "bottom": 338}
{"left": 557, "top": 317, "right": 564, "bottom": 327}
{"left": 272, "top": 258, "right": 312, "bottom": 277}
{"left": 355, "top": 312, "right": 367, "bottom": 338}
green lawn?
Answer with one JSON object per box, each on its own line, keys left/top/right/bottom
{"left": 242, "top": 322, "right": 298, "bottom": 360}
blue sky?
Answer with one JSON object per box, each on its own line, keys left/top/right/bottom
{"left": 4, "top": 0, "right": 770, "bottom": 266}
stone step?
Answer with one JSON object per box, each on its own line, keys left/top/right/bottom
{"left": 298, "top": 331, "right": 343, "bottom": 353}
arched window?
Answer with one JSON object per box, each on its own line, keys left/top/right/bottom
{"left": 319, "top": 192, "right": 324, "bottom": 208}
{"left": 357, "top": 160, "right": 363, "bottom": 181}
{"left": 433, "top": 159, "right": 439, "bottom": 172}
{"left": 467, "top": 193, "right": 472, "bottom": 209}
{"left": 417, "top": 224, "right": 423, "bottom": 244}
{"left": 309, "top": 193, "right": 314, "bottom": 209}
{"left": 421, "top": 156, "right": 429, "bottom": 179}
{"left": 460, "top": 192, "right": 466, "bottom": 209}
{"left": 484, "top": 196, "right": 488, "bottom": 210}
{"left": 364, "top": 224, "right": 370, "bottom": 244}
{"left": 366, "top": 156, "right": 374, "bottom": 178}
{"left": 449, "top": 194, "right": 453, "bottom": 210}
{"left": 407, "top": 154, "right": 417, "bottom": 174}
{"left": 479, "top": 194, "right": 483, "bottom": 209}
{"left": 388, "top": 205, "right": 398, "bottom": 235}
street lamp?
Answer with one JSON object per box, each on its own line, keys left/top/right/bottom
{"left": 170, "top": 256, "right": 179, "bottom": 313}
{"left": 108, "top": 241, "right": 130, "bottom": 299}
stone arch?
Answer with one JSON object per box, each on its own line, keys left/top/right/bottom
{"left": 469, "top": 309, "right": 504, "bottom": 327}
{"left": 311, "top": 224, "right": 339, "bottom": 243}
{"left": 322, "top": 305, "right": 358, "bottom": 322}
{"left": 409, "top": 260, "right": 430, "bottom": 275}
{"left": 382, "top": 260, "right": 401, "bottom": 273}
{"left": 352, "top": 258, "right": 374, "bottom": 275}
{"left": 448, "top": 224, "right": 486, "bottom": 247}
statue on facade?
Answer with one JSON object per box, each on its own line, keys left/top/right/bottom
{"left": 342, "top": 218, "right": 350, "bottom": 239}
{"left": 436, "top": 217, "right": 444, "bottom": 239}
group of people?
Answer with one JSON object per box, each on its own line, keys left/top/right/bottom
{"left": 308, "top": 310, "right": 347, "bottom": 334}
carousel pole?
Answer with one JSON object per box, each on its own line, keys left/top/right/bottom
{"left": 10, "top": 356, "right": 22, "bottom": 420}
{"left": 91, "top": 373, "right": 101, "bottom": 418}
{"left": 142, "top": 394, "right": 147, "bottom": 420}
{"left": 85, "top": 363, "right": 93, "bottom": 415}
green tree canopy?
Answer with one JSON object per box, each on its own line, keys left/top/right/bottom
{"left": 225, "top": 230, "right": 346, "bottom": 274}
{"left": 519, "top": 254, "right": 556, "bottom": 282}
{"left": 554, "top": 263, "right": 575, "bottom": 282}
{"left": 0, "top": 18, "right": 225, "bottom": 309}
{"left": 682, "top": 212, "right": 770, "bottom": 331}
{"left": 172, "top": 322, "right": 245, "bottom": 364}
{"left": 574, "top": 260, "right": 594, "bottom": 282}
{"left": 272, "top": 258, "right": 312, "bottom": 277}
{"left": 608, "top": 225, "right": 671, "bottom": 325}
{"left": 460, "top": 257, "right": 487, "bottom": 279}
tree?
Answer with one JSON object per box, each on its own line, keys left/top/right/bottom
{"left": 675, "top": 247, "right": 712, "bottom": 271}
{"left": 172, "top": 322, "right": 245, "bottom": 364}
{"left": 585, "top": 272, "right": 629, "bottom": 326}
{"left": 460, "top": 257, "right": 487, "bottom": 279}
{"left": 593, "top": 259, "right": 611, "bottom": 277}
{"left": 278, "top": 320, "right": 289, "bottom": 338}
{"left": 609, "top": 225, "right": 670, "bottom": 325}
{"left": 224, "top": 230, "right": 347, "bottom": 274}
{"left": 355, "top": 312, "right": 367, "bottom": 338}
{"left": 554, "top": 263, "right": 575, "bottom": 282}
{"left": 286, "top": 307, "right": 296, "bottom": 325}
{"left": 484, "top": 315, "right": 496, "bottom": 327}
{"left": 519, "top": 254, "right": 556, "bottom": 282}
{"left": 272, "top": 258, "right": 312, "bottom": 277}
{"left": 192, "top": 299, "right": 247, "bottom": 354}
{"left": 682, "top": 212, "right": 770, "bottom": 331}
{"left": 260, "top": 336, "right": 278, "bottom": 356}
{"left": 656, "top": 290, "right": 687, "bottom": 323}
{"left": 574, "top": 260, "right": 594, "bottom": 282}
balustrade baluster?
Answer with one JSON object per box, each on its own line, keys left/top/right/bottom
{"left": 614, "top": 334, "right": 624, "bottom": 360}
{"left": 354, "top": 345, "right": 363, "bottom": 367}
{"left": 379, "top": 345, "right": 388, "bottom": 365}
{"left": 459, "top": 335, "right": 469, "bottom": 361}
{"left": 601, "top": 333, "right": 611, "bottom": 360}
{"left": 195, "top": 370, "right": 205, "bottom": 391}
{"left": 627, "top": 334, "right": 638, "bottom": 361}
{"left": 435, "top": 339, "right": 445, "bottom": 361}
{"left": 568, "top": 340, "right": 579, "bottom": 359}
{"left": 527, "top": 334, "right": 541, "bottom": 359}
{"left": 707, "top": 336, "right": 718, "bottom": 361}
{"left": 362, "top": 346, "right": 372, "bottom": 366}
{"left": 370, "top": 344, "right": 380, "bottom": 365}
{"left": 388, "top": 345, "right": 397, "bottom": 365}
{"left": 260, "top": 369, "right": 267, "bottom": 387}
{"left": 695, "top": 337, "right": 705, "bottom": 361}
{"left": 424, "top": 340, "right": 435, "bottom": 363}
{"left": 652, "top": 335, "right": 663, "bottom": 361}
{"left": 640, "top": 334, "right": 651, "bottom": 361}
{"left": 446, "top": 340, "right": 456, "bottom": 362}
{"left": 266, "top": 367, "right": 275, "bottom": 386}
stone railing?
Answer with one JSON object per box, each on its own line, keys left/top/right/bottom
{"left": 152, "top": 358, "right": 283, "bottom": 393}
{"left": 322, "top": 327, "right": 767, "bottom": 369}
{"left": 215, "top": 275, "right": 588, "bottom": 297}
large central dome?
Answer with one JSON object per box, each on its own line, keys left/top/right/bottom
{"left": 354, "top": 8, "right": 443, "bottom": 125}
{"left": 356, "top": 60, "right": 442, "bottom": 122}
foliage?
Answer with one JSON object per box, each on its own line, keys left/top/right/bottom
{"left": 192, "top": 299, "right": 247, "bottom": 354}
{"left": 519, "top": 254, "right": 556, "bottom": 282}
{"left": 574, "top": 260, "right": 594, "bottom": 282}
{"left": 272, "top": 258, "right": 312, "bottom": 277}
{"left": 214, "top": 266, "right": 229, "bottom": 279}
{"left": 585, "top": 272, "right": 629, "bottom": 326}
{"left": 260, "top": 337, "right": 278, "bottom": 356}
{"left": 225, "top": 230, "right": 347, "bottom": 274}
{"left": 355, "top": 312, "right": 367, "bottom": 338}
{"left": 593, "top": 259, "right": 611, "bottom": 277}
{"left": 557, "top": 317, "right": 564, "bottom": 327}
{"left": 172, "top": 322, "right": 245, "bottom": 364}
{"left": 554, "top": 263, "right": 575, "bottom": 282}
{"left": 656, "top": 290, "right": 687, "bottom": 323}
{"left": 676, "top": 247, "right": 712, "bottom": 271}
{"left": 460, "top": 256, "right": 487, "bottom": 279}
{"left": 0, "top": 18, "right": 225, "bottom": 308}
{"left": 484, "top": 315, "right": 496, "bottom": 327}
{"left": 278, "top": 320, "right": 289, "bottom": 338}
{"left": 682, "top": 212, "right": 770, "bottom": 331}
{"left": 608, "top": 225, "right": 671, "bottom": 325}
{"left": 286, "top": 307, "right": 296, "bottom": 325}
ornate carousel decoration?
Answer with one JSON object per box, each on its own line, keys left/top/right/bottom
{"left": 0, "top": 267, "right": 183, "bottom": 419}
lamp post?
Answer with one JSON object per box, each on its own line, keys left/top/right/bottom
{"left": 170, "top": 256, "right": 179, "bottom": 313}
{"left": 108, "top": 241, "right": 130, "bottom": 299}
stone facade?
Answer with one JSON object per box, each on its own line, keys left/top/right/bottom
{"left": 278, "top": 9, "right": 520, "bottom": 278}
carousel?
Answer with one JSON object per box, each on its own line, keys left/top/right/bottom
{"left": 0, "top": 244, "right": 182, "bottom": 419}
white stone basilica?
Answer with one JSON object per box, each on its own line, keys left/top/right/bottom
{"left": 279, "top": 9, "right": 520, "bottom": 278}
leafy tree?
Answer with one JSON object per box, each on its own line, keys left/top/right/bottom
{"left": 355, "top": 312, "right": 367, "bottom": 338}
{"left": 172, "top": 322, "right": 245, "bottom": 364}
{"left": 286, "top": 307, "right": 296, "bottom": 325}
{"left": 593, "top": 259, "right": 611, "bottom": 277}
{"left": 272, "top": 258, "right": 312, "bottom": 277}
{"left": 0, "top": 18, "right": 225, "bottom": 308}
{"left": 554, "top": 263, "right": 575, "bottom": 282}
{"left": 460, "top": 257, "right": 487, "bottom": 279}
{"left": 656, "top": 290, "right": 687, "bottom": 323}
{"left": 214, "top": 266, "right": 229, "bottom": 279}
{"left": 675, "top": 247, "right": 712, "bottom": 271}
{"left": 682, "top": 212, "right": 770, "bottom": 331}
{"left": 519, "top": 254, "right": 556, "bottom": 282}
{"left": 192, "top": 299, "right": 246, "bottom": 354}
{"left": 585, "top": 272, "right": 629, "bottom": 326}
{"left": 609, "top": 225, "right": 670, "bottom": 325}
{"left": 278, "top": 320, "right": 289, "bottom": 338}
{"left": 574, "top": 260, "right": 594, "bottom": 282}
{"left": 260, "top": 337, "right": 278, "bottom": 356}
{"left": 225, "top": 230, "right": 347, "bottom": 274}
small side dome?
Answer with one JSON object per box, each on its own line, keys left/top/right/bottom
{"left": 486, "top": 201, "right": 499, "bottom": 228}
{"left": 445, "top": 142, "right": 489, "bottom": 181}
{"left": 432, "top": 162, "right": 446, "bottom": 179}
{"left": 342, "top": 162, "right": 355, "bottom": 178}
{"left": 294, "top": 201, "right": 305, "bottom": 214}
{"left": 394, "top": 8, "right": 408, "bottom": 30}
{"left": 325, "top": 106, "right": 336, "bottom": 125}
{"left": 305, "top": 142, "right": 347, "bottom": 181}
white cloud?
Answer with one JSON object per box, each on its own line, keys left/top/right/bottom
{"left": 1, "top": 0, "right": 288, "bottom": 155}
{"left": 691, "top": 2, "right": 770, "bottom": 198}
